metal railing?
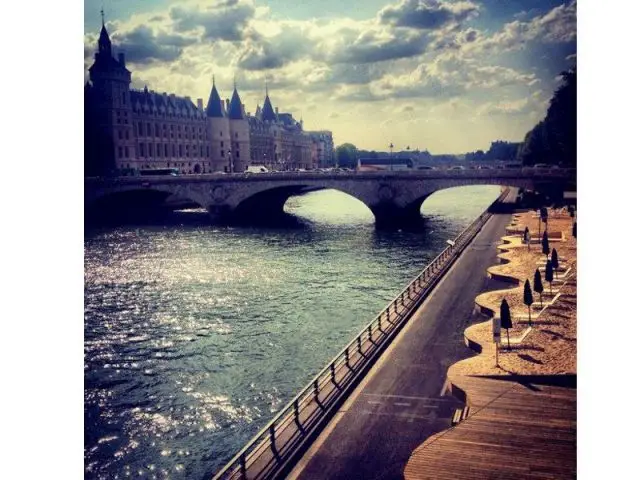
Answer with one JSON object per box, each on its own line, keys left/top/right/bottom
{"left": 212, "top": 188, "right": 510, "bottom": 480}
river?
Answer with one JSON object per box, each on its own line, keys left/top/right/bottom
{"left": 84, "top": 185, "right": 500, "bottom": 479}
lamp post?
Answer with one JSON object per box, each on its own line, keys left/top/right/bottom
{"left": 228, "top": 149, "right": 233, "bottom": 173}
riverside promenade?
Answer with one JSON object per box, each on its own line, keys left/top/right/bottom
{"left": 286, "top": 189, "right": 520, "bottom": 479}
{"left": 403, "top": 209, "right": 577, "bottom": 479}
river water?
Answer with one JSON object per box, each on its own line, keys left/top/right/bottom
{"left": 84, "top": 185, "right": 500, "bottom": 479}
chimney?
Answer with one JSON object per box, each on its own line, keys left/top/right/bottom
{"left": 118, "top": 52, "right": 126, "bottom": 66}
{"left": 275, "top": 107, "right": 279, "bottom": 115}
{"left": 197, "top": 98, "right": 203, "bottom": 111}
{"left": 185, "top": 96, "right": 191, "bottom": 103}
{"left": 225, "top": 99, "right": 230, "bottom": 110}
{"left": 220, "top": 100, "right": 225, "bottom": 113}
{"left": 242, "top": 103, "right": 246, "bottom": 116}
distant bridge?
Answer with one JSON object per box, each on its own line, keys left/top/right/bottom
{"left": 85, "top": 169, "right": 576, "bottom": 228}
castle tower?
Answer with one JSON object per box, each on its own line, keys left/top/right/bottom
{"left": 205, "top": 76, "right": 232, "bottom": 172}
{"left": 227, "top": 83, "right": 251, "bottom": 173}
{"left": 87, "top": 11, "right": 134, "bottom": 174}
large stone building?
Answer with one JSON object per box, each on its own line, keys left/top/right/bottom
{"left": 84, "top": 20, "right": 332, "bottom": 176}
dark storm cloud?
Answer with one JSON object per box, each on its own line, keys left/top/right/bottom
{"left": 169, "top": 1, "right": 255, "bottom": 42}
{"left": 379, "top": 0, "right": 479, "bottom": 30}
{"left": 111, "top": 26, "right": 196, "bottom": 64}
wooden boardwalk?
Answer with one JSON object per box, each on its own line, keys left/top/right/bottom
{"left": 404, "top": 367, "right": 576, "bottom": 479}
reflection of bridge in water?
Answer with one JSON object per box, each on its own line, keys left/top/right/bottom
{"left": 85, "top": 169, "right": 576, "bottom": 228}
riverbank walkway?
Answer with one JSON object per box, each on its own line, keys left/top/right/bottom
{"left": 287, "top": 190, "right": 526, "bottom": 479}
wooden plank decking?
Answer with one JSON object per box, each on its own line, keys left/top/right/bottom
{"left": 404, "top": 374, "right": 576, "bottom": 479}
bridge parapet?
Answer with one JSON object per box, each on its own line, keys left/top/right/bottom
{"left": 85, "top": 168, "right": 575, "bottom": 228}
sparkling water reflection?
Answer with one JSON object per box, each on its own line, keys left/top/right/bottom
{"left": 85, "top": 186, "right": 500, "bottom": 479}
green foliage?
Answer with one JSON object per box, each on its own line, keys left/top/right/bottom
{"left": 500, "top": 299, "right": 512, "bottom": 329}
{"left": 523, "top": 279, "right": 534, "bottom": 307}
{"left": 335, "top": 143, "right": 358, "bottom": 168}
{"left": 517, "top": 69, "right": 576, "bottom": 166}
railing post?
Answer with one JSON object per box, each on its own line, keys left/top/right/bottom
{"left": 345, "top": 348, "right": 350, "bottom": 366}
{"left": 378, "top": 315, "right": 382, "bottom": 331}
{"left": 269, "top": 424, "right": 279, "bottom": 459}
{"left": 293, "top": 398, "right": 301, "bottom": 428}
{"left": 313, "top": 379, "right": 319, "bottom": 400}
{"left": 357, "top": 336, "right": 362, "bottom": 353}
{"left": 330, "top": 363, "right": 336, "bottom": 383}
{"left": 368, "top": 324, "right": 372, "bottom": 340}
{"left": 240, "top": 453, "right": 247, "bottom": 480}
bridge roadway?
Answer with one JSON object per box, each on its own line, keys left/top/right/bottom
{"left": 85, "top": 169, "right": 574, "bottom": 228}
{"left": 286, "top": 188, "right": 518, "bottom": 479}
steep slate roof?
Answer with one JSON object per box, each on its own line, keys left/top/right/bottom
{"left": 130, "top": 89, "right": 199, "bottom": 116}
{"left": 261, "top": 94, "right": 277, "bottom": 121}
{"left": 228, "top": 87, "right": 244, "bottom": 119}
{"left": 206, "top": 81, "right": 225, "bottom": 117}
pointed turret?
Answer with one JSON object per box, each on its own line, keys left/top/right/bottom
{"left": 98, "top": 9, "right": 112, "bottom": 57}
{"left": 261, "top": 94, "right": 277, "bottom": 122}
{"left": 228, "top": 86, "right": 245, "bottom": 120}
{"left": 205, "top": 75, "right": 224, "bottom": 117}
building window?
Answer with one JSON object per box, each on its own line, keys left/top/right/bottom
{"left": 220, "top": 150, "right": 224, "bottom": 157}
{"left": 235, "top": 132, "right": 238, "bottom": 138}
{"left": 157, "top": 144, "right": 162, "bottom": 157}
{"left": 236, "top": 151, "right": 239, "bottom": 158}
{"left": 220, "top": 131, "right": 223, "bottom": 137}
{"left": 164, "top": 144, "right": 168, "bottom": 157}
{"left": 179, "top": 145, "right": 183, "bottom": 157}
{"left": 122, "top": 92, "right": 126, "bottom": 105}
{"left": 207, "top": 146, "right": 210, "bottom": 157}
{"left": 147, "top": 123, "right": 151, "bottom": 136}
{"left": 140, "top": 143, "right": 145, "bottom": 156}
{"left": 220, "top": 141, "right": 224, "bottom": 148}
{"left": 118, "top": 146, "right": 123, "bottom": 158}
{"left": 148, "top": 143, "right": 153, "bottom": 158}
{"left": 138, "top": 122, "right": 143, "bottom": 136}
{"left": 172, "top": 144, "right": 176, "bottom": 157}
{"left": 200, "top": 146, "right": 204, "bottom": 157}
{"left": 155, "top": 124, "right": 160, "bottom": 137}
{"left": 125, "top": 147, "right": 129, "bottom": 158}
{"left": 118, "top": 130, "right": 122, "bottom": 140}
{"left": 125, "top": 130, "right": 129, "bottom": 140}
{"left": 186, "top": 145, "right": 190, "bottom": 158}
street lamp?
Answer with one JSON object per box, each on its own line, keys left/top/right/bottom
{"left": 228, "top": 149, "right": 233, "bottom": 173}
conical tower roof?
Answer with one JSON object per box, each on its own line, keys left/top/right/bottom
{"left": 261, "top": 94, "right": 277, "bottom": 122}
{"left": 228, "top": 86, "right": 244, "bottom": 120}
{"left": 205, "top": 76, "right": 224, "bottom": 117}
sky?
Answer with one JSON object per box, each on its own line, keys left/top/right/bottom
{"left": 84, "top": 0, "right": 576, "bottom": 154}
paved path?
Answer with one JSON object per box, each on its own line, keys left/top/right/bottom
{"left": 287, "top": 193, "right": 518, "bottom": 480}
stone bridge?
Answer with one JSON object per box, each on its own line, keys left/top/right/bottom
{"left": 85, "top": 169, "right": 576, "bottom": 228}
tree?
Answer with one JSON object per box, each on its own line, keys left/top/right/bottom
{"left": 500, "top": 299, "right": 513, "bottom": 350}
{"left": 542, "top": 230, "right": 550, "bottom": 259}
{"left": 517, "top": 68, "right": 576, "bottom": 167}
{"left": 572, "top": 221, "right": 577, "bottom": 239}
{"left": 523, "top": 226, "right": 531, "bottom": 251}
{"left": 534, "top": 269, "right": 544, "bottom": 308}
{"left": 523, "top": 279, "right": 534, "bottom": 327}
{"left": 545, "top": 260, "right": 554, "bottom": 295}
{"left": 551, "top": 248, "right": 560, "bottom": 278}
{"left": 335, "top": 143, "right": 358, "bottom": 168}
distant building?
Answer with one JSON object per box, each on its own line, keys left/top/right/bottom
{"left": 84, "top": 17, "right": 333, "bottom": 176}
{"left": 357, "top": 157, "right": 414, "bottom": 172}
{"left": 307, "top": 131, "right": 335, "bottom": 168}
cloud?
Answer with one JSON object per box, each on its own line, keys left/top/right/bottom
{"left": 237, "top": 25, "right": 313, "bottom": 70}
{"left": 471, "top": 0, "right": 576, "bottom": 54}
{"left": 326, "top": 26, "right": 430, "bottom": 64}
{"left": 110, "top": 25, "right": 198, "bottom": 64}
{"left": 169, "top": 0, "right": 256, "bottom": 41}
{"left": 378, "top": 0, "right": 480, "bottom": 30}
